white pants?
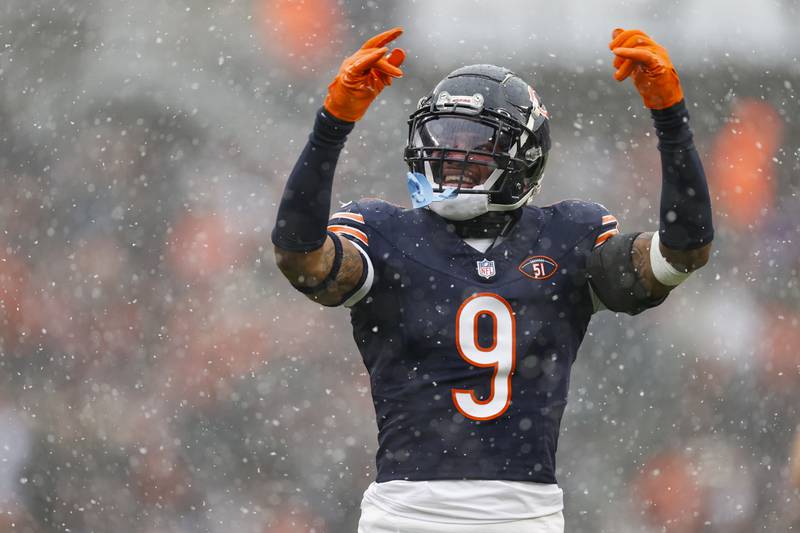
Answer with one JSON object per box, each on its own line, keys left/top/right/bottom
{"left": 357, "top": 502, "right": 565, "bottom": 533}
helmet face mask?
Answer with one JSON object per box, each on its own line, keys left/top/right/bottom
{"left": 404, "top": 65, "right": 550, "bottom": 217}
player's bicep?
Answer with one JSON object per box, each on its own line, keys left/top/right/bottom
{"left": 274, "top": 233, "right": 372, "bottom": 307}
{"left": 310, "top": 235, "right": 371, "bottom": 306}
{"left": 587, "top": 232, "right": 670, "bottom": 315}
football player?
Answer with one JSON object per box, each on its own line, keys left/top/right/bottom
{"left": 272, "top": 27, "right": 713, "bottom": 533}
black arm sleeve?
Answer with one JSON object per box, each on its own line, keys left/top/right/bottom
{"left": 271, "top": 108, "right": 355, "bottom": 252}
{"left": 587, "top": 232, "right": 666, "bottom": 315}
{"left": 652, "top": 100, "right": 714, "bottom": 250}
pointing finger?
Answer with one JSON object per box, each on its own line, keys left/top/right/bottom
{"left": 361, "top": 27, "right": 403, "bottom": 50}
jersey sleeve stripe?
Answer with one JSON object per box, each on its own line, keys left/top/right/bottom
{"left": 327, "top": 224, "right": 369, "bottom": 246}
{"left": 601, "top": 214, "right": 617, "bottom": 225}
{"left": 330, "top": 212, "right": 365, "bottom": 224}
{"left": 594, "top": 228, "right": 620, "bottom": 248}
{"left": 343, "top": 240, "right": 374, "bottom": 308}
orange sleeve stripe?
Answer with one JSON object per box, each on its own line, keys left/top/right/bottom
{"left": 330, "top": 212, "right": 364, "bottom": 224}
{"left": 327, "top": 224, "right": 369, "bottom": 246}
{"left": 594, "top": 228, "right": 620, "bottom": 247}
{"left": 601, "top": 214, "right": 617, "bottom": 225}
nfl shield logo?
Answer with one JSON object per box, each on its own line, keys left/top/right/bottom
{"left": 476, "top": 258, "right": 496, "bottom": 279}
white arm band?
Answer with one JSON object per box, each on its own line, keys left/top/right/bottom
{"left": 343, "top": 240, "right": 374, "bottom": 307}
{"left": 650, "top": 231, "right": 691, "bottom": 286}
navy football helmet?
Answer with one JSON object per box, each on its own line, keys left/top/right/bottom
{"left": 405, "top": 65, "right": 551, "bottom": 215}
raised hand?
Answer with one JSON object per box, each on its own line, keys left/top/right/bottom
{"left": 609, "top": 28, "right": 683, "bottom": 110}
{"left": 323, "top": 27, "right": 406, "bottom": 122}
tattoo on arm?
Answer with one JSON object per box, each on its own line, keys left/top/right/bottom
{"left": 311, "top": 238, "right": 365, "bottom": 306}
{"left": 274, "top": 234, "right": 365, "bottom": 305}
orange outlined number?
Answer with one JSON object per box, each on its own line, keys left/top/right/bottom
{"left": 452, "top": 293, "right": 516, "bottom": 421}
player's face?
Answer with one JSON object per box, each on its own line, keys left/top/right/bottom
{"left": 414, "top": 118, "right": 506, "bottom": 189}
{"left": 437, "top": 132, "right": 495, "bottom": 188}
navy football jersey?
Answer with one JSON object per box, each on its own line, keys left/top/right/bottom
{"left": 327, "top": 199, "right": 619, "bottom": 484}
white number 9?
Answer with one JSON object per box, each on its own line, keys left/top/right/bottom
{"left": 452, "top": 292, "right": 516, "bottom": 421}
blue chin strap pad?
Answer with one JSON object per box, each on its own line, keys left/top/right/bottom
{"left": 407, "top": 172, "right": 458, "bottom": 208}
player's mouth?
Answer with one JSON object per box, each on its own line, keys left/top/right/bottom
{"left": 443, "top": 175, "right": 478, "bottom": 188}
{"left": 442, "top": 167, "right": 482, "bottom": 188}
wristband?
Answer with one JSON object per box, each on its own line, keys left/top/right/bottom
{"left": 649, "top": 232, "right": 691, "bottom": 286}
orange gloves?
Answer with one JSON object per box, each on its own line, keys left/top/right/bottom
{"left": 609, "top": 28, "right": 683, "bottom": 110}
{"left": 323, "top": 27, "right": 406, "bottom": 122}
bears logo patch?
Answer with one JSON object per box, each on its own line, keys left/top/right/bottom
{"left": 518, "top": 256, "right": 558, "bottom": 280}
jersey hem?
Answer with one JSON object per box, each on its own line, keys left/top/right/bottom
{"left": 362, "top": 480, "right": 564, "bottom": 524}
{"left": 375, "top": 473, "right": 558, "bottom": 484}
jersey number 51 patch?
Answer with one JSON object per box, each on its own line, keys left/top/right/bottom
{"left": 518, "top": 256, "right": 558, "bottom": 280}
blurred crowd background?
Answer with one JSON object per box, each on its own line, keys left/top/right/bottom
{"left": 0, "top": 0, "right": 799, "bottom": 532}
